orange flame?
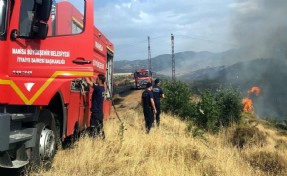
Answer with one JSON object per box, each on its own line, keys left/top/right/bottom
{"left": 242, "top": 86, "right": 261, "bottom": 112}
{"left": 242, "top": 98, "right": 253, "bottom": 112}
{"left": 248, "top": 86, "right": 261, "bottom": 96}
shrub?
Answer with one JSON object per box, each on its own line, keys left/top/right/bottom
{"left": 193, "top": 88, "right": 243, "bottom": 132}
{"left": 180, "top": 102, "right": 198, "bottom": 120}
{"left": 161, "top": 80, "right": 195, "bottom": 119}
{"left": 246, "top": 151, "right": 287, "bottom": 175}
{"left": 215, "top": 88, "right": 242, "bottom": 126}
{"left": 195, "top": 91, "right": 220, "bottom": 132}
{"left": 186, "top": 123, "right": 205, "bottom": 140}
{"left": 230, "top": 126, "right": 267, "bottom": 148}
{"left": 161, "top": 81, "right": 242, "bottom": 133}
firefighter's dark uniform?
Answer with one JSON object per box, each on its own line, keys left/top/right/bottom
{"left": 142, "top": 87, "right": 154, "bottom": 134}
{"left": 152, "top": 84, "right": 163, "bottom": 126}
{"left": 90, "top": 84, "right": 105, "bottom": 138}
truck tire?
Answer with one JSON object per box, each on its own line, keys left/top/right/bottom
{"left": 73, "top": 123, "right": 80, "bottom": 142}
{"left": 54, "top": 115, "right": 63, "bottom": 150}
{"left": 30, "top": 110, "right": 57, "bottom": 171}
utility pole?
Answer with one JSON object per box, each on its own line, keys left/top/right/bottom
{"left": 171, "top": 34, "right": 175, "bottom": 80}
{"left": 148, "top": 36, "right": 151, "bottom": 72}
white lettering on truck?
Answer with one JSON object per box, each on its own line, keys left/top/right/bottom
{"left": 95, "top": 42, "right": 103, "bottom": 52}
{"left": 11, "top": 48, "right": 70, "bottom": 65}
{"left": 12, "top": 48, "right": 26, "bottom": 55}
{"left": 93, "top": 60, "right": 104, "bottom": 70}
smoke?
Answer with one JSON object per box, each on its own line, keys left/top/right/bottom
{"left": 231, "top": 0, "right": 287, "bottom": 59}
{"left": 231, "top": 0, "right": 287, "bottom": 120}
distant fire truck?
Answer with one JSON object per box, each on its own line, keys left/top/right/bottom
{"left": 0, "top": 0, "right": 113, "bottom": 168}
{"left": 134, "top": 69, "right": 152, "bottom": 89}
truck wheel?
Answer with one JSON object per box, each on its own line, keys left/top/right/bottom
{"left": 54, "top": 115, "right": 63, "bottom": 150}
{"left": 30, "top": 110, "right": 57, "bottom": 171}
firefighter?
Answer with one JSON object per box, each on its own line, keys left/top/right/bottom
{"left": 86, "top": 74, "right": 106, "bottom": 139}
{"left": 152, "top": 79, "right": 164, "bottom": 127}
{"left": 142, "top": 82, "right": 157, "bottom": 134}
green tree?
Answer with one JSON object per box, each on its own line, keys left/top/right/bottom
{"left": 161, "top": 81, "right": 242, "bottom": 133}
{"left": 161, "top": 80, "right": 194, "bottom": 119}
{"left": 196, "top": 91, "right": 220, "bottom": 132}
{"left": 215, "top": 88, "right": 242, "bottom": 127}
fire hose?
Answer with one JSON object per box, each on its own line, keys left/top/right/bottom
{"left": 105, "top": 83, "right": 122, "bottom": 123}
{"left": 106, "top": 83, "right": 125, "bottom": 138}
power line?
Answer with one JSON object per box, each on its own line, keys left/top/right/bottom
{"left": 115, "top": 34, "right": 238, "bottom": 52}
{"left": 115, "top": 35, "right": 166, "bottom": 50}
{"left": 176, "top": 34, "right": 238, "bottom": 47}
{"left": 115, "top": 34, "right": 239, "bottom": 60}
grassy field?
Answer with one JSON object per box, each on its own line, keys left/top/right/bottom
{"left": 32, "top": 110, "right": 287, "bottom": 176}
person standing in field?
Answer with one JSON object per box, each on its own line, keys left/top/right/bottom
{"left": 142, "top": 82, "right": 157, "bottom": 134}
{"left": 152, "top": 79, "right": 164, "bottom": 127}
{"left": 86, "top": 74, "right": 106, "bottom": 139}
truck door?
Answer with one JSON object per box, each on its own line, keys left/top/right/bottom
{"left": 8, "top": 0, "right": 94, "bottom": 104}
{"left": 68, "top": 79, "right": 89, "bottom": 135}
{"left": 103, "top": 49, "right": 114, "bottom": 118}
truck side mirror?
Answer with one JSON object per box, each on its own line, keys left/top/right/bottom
{"left": 35, "top": 0, "right": 52, "bottom": 21}
{"left": 31, "top": 0, "right": 52, "bottom": 39}
{"left": 11, "top": 0, "right": 52, "bottom": 40}
{"left": 32, "top": 22, "right": 48, "bottom": 39}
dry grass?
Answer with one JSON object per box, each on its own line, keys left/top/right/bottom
{"left": 230, "top": 126, "right": 267, "bottom": 148}
{"left": 243, "top": 150, "right": 287, "bottom": 176}
{"left": 31, "top": 110, "right": 287, "bottom": 176}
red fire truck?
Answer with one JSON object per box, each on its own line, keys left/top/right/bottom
{"left": 134, "top": 69, "right": 152, "bottom": 89}
{"left": 0, "top": 0, "right": 113, "bottom": 168}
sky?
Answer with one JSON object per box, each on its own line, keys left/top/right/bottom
{"left": 92, "top": 0, "right": 274, "bottom": 61}
{"left": 95, "top": 0, "right": 287, "bottom": 60}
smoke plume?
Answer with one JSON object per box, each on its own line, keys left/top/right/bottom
{"left": 231, "top": 0, "right": 287, "bottom": 59}
{"left": 231, "top": 0, "right": 287, "bottom": 120}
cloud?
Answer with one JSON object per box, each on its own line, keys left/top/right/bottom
{"left": 94, "top": 0, "right": 236, "bottom": 60}
{"left": 229, "top": 1, "right": 261, "bottom": 14}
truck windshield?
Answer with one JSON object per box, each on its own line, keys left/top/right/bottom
{"left": 137, "top": 72, "right": 150, "bottom": 78}
{"left": 0, "top": 0, "right": 8, "bottom": 35}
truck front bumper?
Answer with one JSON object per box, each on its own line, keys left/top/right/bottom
{"left": 0, "top": 114, "right": 10, "bottom": 151}
{"left": 0, "top": 113, "right": 37, "bottom": 168}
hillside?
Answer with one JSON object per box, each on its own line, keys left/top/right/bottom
{"left": 114, "top": 49, "right": 255, "bottom": 76}
{"left": 31, "top": 90, "right": 287, "bottom": 176}
{"left": 115, "top": 56, "right": 287, "bottom": 121}
{"left": 181, "top": 58, "right": 287, "bottom": 121}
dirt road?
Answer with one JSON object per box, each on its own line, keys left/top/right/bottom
{"left": 112, "top": 89, "right": 143, "bottom": 114}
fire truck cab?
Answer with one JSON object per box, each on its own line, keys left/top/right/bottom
{"left": 0, "top": 0, "right": 113, "bottom": 169}
{"left": 134, "top": 69, "right": 152, "bottom": 89}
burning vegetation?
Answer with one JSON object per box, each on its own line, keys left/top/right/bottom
{"left": 242, "top": 86, "right": 261, "bottom": 113}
